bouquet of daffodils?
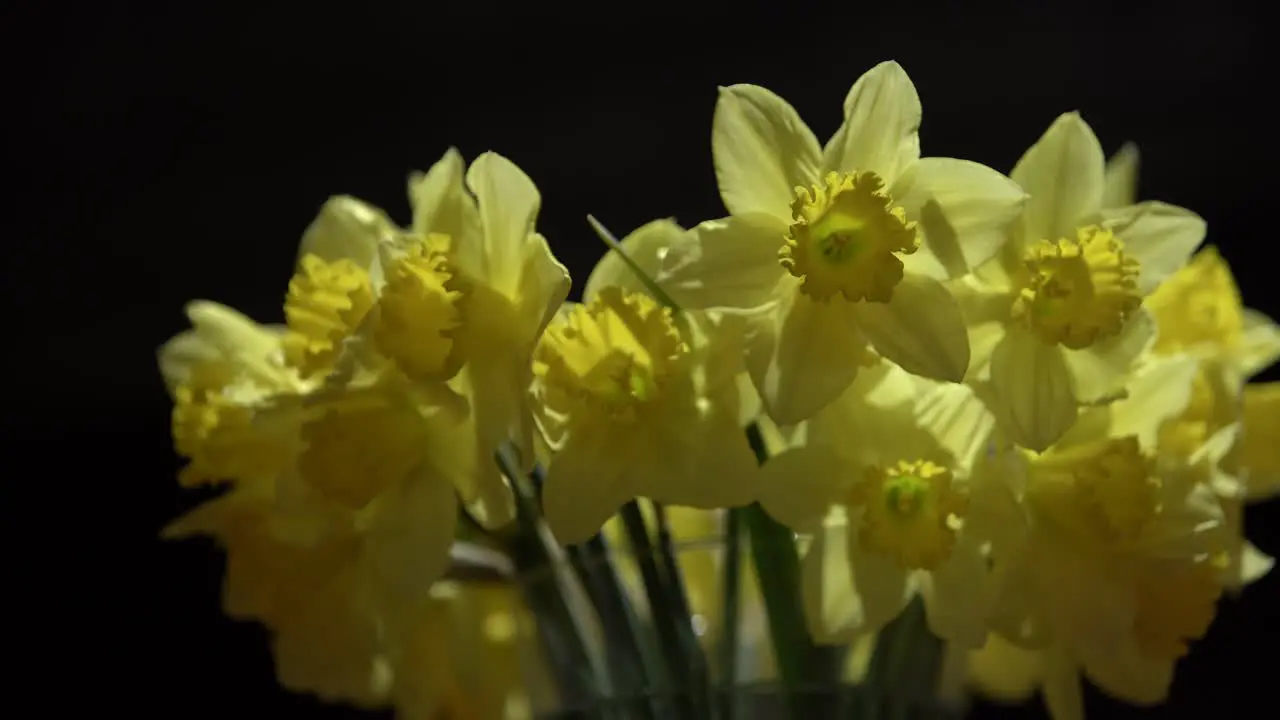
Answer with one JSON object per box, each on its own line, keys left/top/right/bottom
{"left": 159, "top": 62, "right": 1279, "bottom": 720}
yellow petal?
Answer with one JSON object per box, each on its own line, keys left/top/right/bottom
{"left": 847, "top": 529, "right": 912, "bottom": 632}
{"left": 822, "top": 61, "right": 922, "bottom": 184}
{"left": 366, "top": 470, "right": 459, "bottom": 599}
{"left": 297, "top": 195, "right": 394, "bottom": 270}
{"left": 1061, "top": 309, "right": 1155, "bottom": 404}
{"left": 1243, "top": 382, "right": 1280, "bottom": 499}
{"left": 639, "top": 402, "right": 761, "bottom": 510}
{"left": 1079, "top": 640, "right": 1173, "bottom": 707}
{"left": 1096, "top": 201, "right": 1205, "bottom": 294}
{"left": 662, "top": 214, "right": 790, "bottom": 310}
{"left": 757, "top": 444, "right": 850, "bottom": 532}
{"left": 913, "top": 381, "right": 996, "bottom": 471}
{"left": 464, "top": 151, "right": 542, "bottom": 294}
{"left": 801, "top": 509, "right": 865, "bottom": 643}
{"left": 1106, "top": 353, "right": 1198, "bottom": 448}
{"left": 1102, "top": 142, "right": 1140, "bottom": 209}
{"left": 745, "top": 289, "right": 869, "bottom": 425}
{"left": 923, "top": 537, "right": 991, "bottom": 648}
{"left": 712, "top": 84, "right": 822, "bottom": 220}
{"left": 409, "top": 147, "right": 482, "bottom": 255}
{"left": 895, "top": 158, "right": 1027, "bottom": 280}
{"left": 1011, "top": 112, "right": 1105, "bottom": 244}
{"left": 583, "top": 218, "right": 684, "bottom": 303}
{"left": 1240, "top": 308, "right": 1280, "bottom": 378}
{"left": 543, "top": 425, "right": 635, "bottom": 545}
{"left": 853, "top": 273, "right": 970, "bottom": 382}
{"left": 1042, "top": 649, "right": 1085, "bottom": 720}
{"left": 982, "top": 327, "right": 1077, "bottom": 452}
{"left": 965, "top": 634, "right": 1043, "bottom": 702}
{"left": 516, "top": 231, "right": 571, "bottom": 349}
{"left": 1239, "top": 542, "right": 1275, "bottom": 585}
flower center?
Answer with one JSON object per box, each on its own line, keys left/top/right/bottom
{"left": 297, "top": 398, "right": 426, "bottom": 511}
{"left": 1133, "top": 560, "right": 1222, "bottom": 660}
{"left": 1028, "top": 436, "right": 1160, "bottom": 542}
{"left": 533, "top": 287, "right": 687, "bottom": 424}
{"left": 1011, "top": 226, "right": 1141, "bottom": 349}
{"left": 849, "top": 459, "right": 967, "bottom": 571}
{"left": 373, "top": 233, "right": 464, "bottom": 381}
{"left": 780, "top": 171, "right": 919, "bottom": 303}
{"left": 1146, "top": 247, "right": 1243, "bottom": 354}
{"left": 282, "top": 254, "right": 376, "bottom": 379}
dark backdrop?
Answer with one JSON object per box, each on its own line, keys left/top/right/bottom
{"left": 10, "top": 3, "right": 1275, "bottom": 718}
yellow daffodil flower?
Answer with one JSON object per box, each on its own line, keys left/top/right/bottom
{"left": 960, "top": 113, "right": 1206, "bottom": 451}
{"left": 531, "top": 222, "right": 759, "bottom": 544}
{"left": 979, "top": 356, "right": 1231, "bottom": 714}
{"left": 645, "top": 61, "right": 1027, "bottom": 424}
{"left": 754, "top": 360, "right": 1003, "bottom": 647}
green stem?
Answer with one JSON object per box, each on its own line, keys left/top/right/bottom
{"left": 717, "top": 507, "right": 743, "bottom": 719}
{"left": 653, "top": 503, "right": 715, "bottom": 718}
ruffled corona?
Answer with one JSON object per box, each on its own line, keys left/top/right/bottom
{"left": 849, "top": 459, "right": 967, "bottom": 571}
{"left": 533, "top": 287, "right": 688, "bottom": 425}
{"left": 373, "top": 234, "right": 464, "bottom": 381}
{"left": 283, "top": 255, "right": 376, "bottom": 378}
{"left": 1029, "top": 436, "right": 1160, "bottom": 542}
{"left": 780, "top": 171, "right": 919, "bottom": 303}
{"left": 1012, "top": 226, "right": 1141, "bottom": 350}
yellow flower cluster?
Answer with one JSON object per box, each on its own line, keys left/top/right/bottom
{"left": 158, "top": 62, "right": 1278, "bottom": 719}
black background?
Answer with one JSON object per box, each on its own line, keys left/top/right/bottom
{"left": 10, "top": 2, "right": 1276, "bottom": 717}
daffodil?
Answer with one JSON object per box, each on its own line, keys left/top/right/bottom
{"left": 961, "top": 113, "right": 1206, "bottom": 451}
{"left": 754, "top": 360, "right": 1003, "bottom": 647}
{"left": 408, "top": 149, "right": 572, "bottom": 520}
{"left": 531, "top": 221, "right": 759, "bottom": 544}
{"left": 644, "top": 61, "right": 1025, "bottom": 424}
{"left": 979, "top": 355, "right": 1232, "bottom": 714}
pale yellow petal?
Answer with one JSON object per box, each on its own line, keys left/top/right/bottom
{"left": 801, "top": 509, "right": 865, "bottom": 644}
{"left": 1061, "top": 309, "right": 1155, "bottom": 404}
{"left": 639, "top": 402, "right": 761, "bottom": 510}
{"left": 1239, "top": 542, "right": 1276, "bottom": 585}
{"left": 913, "top": 381, "right": 995, "bottom": 471}
{"left": 894, "top": 158, "right": 1027, "bottom": 280}
{"left": 1107, "top": 353, "right": 1198, "bottom": 447}
{"left": 543, "top": 426, "right": 635, "bottom": 545}
{"left": 465, "top": 151, "right": 541, "bottom": 294}
{"left": 982, "top": 328, "right": 1077, "bottom": 452}
{"left": 1242, "top": 382, "right": 1280, "bottom": 499}
{"left": 1102, "top": 142, "right": 1140, "bottom": 209}
{"left": 367, "top": 471, "right": 459, "bottom": 599}
{"left": 1096, "top": 201, "right": 1206, "bottom": 294}
{"left": 1042, "top": 649, "right": 1085, "bottom": 720}
{"left": 923, "top": 537, "right": 991, "bottom": 648}
{"left": 583, "top": 218, "right": 684, "bottom": 302}
{"left": 409, "top": 146, "right": 481, "bottom": 255}
{"left": 745, "top": 289, "right": 870, "bottom": 425}
{"left": 823, "top": 61, "right": 922, "bottom": 184}
{"left": 1011, "top": 112, "right": 1105, "bottom": 243}
{"left": 757, "top": 444, "right": 851, "bottom": 533}
{"left": 661, "top": 214, "right": 789, "bottom": 310}
{"left": 965, "top": 634, "right": 1043, "bottom": 702}
{"left": 1079, "top": 641, "right": 1173, "bottom": 707}
{"left": 1240, "top": 308, "right": 1280, "bottom": 378}
{"left": 298, "top": 195, "right": 394, "bottom": 269}
{"left": 853, "top": 273, "right": 970, "bottom": 383}
{"left": 516, "top": 231, "right": 571, "bottom": 348}
{"left": 712, "top": 84, "right": 822, "bottom": 220}
{"left": 848, "top": 532, "right": 912, "bottom": 633}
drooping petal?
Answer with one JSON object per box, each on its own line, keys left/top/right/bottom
{"left": 1061, "top": 309, "right": 1155, "bottom": 404}
{"left": 712, "top": 84, "right": 822, "bottom": 221}
{"left": 757, "top": 444, "right": 851, "bottom": 532}
{"left": 913, "top": 381, "right": 996, "bottom": 471}
{"left": 1240, "top": 308, "right": 1280, "bottom": 378}
{"left": 298, "top": 195, "right": 395, "bottom": 269}
{"left": 801, "top": 509, "right": 865, "bottom": 643}
{"left": 1042, "top": 649, "right": 1085, "bottom": 720}
{"left": 1011, "top": 112, "right": 1106, "bottom": 244}
{"left": 640, "top": 401, "right": 761, "bottom": 510}
{"left": 409, "top": 147, "right": 482, "bottom": 258}
{"left": 853, "top": 273, "right": 970, "bottom": 383}
{"left": 982, "top": 327, "right": 1077, "bottom": 452}
{"left": 516, "top": 231, "right": 572, "bottom": 349}
{"left": 366, "top": 470, "right": 459, "bottom": 599}
{"left": 465, "top": 151, "right": 542, "bottom": 295}
{"left": 894, "top": 158, "right": 1027, "bottom": 280}
{"left": 923, "top": 537, "right": 991, "bottom": 648}
{"left": 583, "top": 218, "right": 685, "bottom": 302}
{"left": 1102, "top": 142, "right": 1140, "bottom": 209}
{"left": 848, "top": 533, "right": 913, "bottom": 633}
{"left": 745, "top": 288, "right": 870, "bottom": 425}
{"left": 1095, "top": 201, "right": 1206, "bottom": 294}
{"left": 660, "top": 214, "right": 790, "bottom": 310}
{"left": 1106, "top": 353, "right": 1198, "bottom": 448}
{"left": 965, "top": 634, "right": 1043, "bottom": 702}
{"left": 542, "top": 425, "right": 636, "bottom": 545}
{"left": 823, "top": 61, "right": 922, "bottom": 185}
